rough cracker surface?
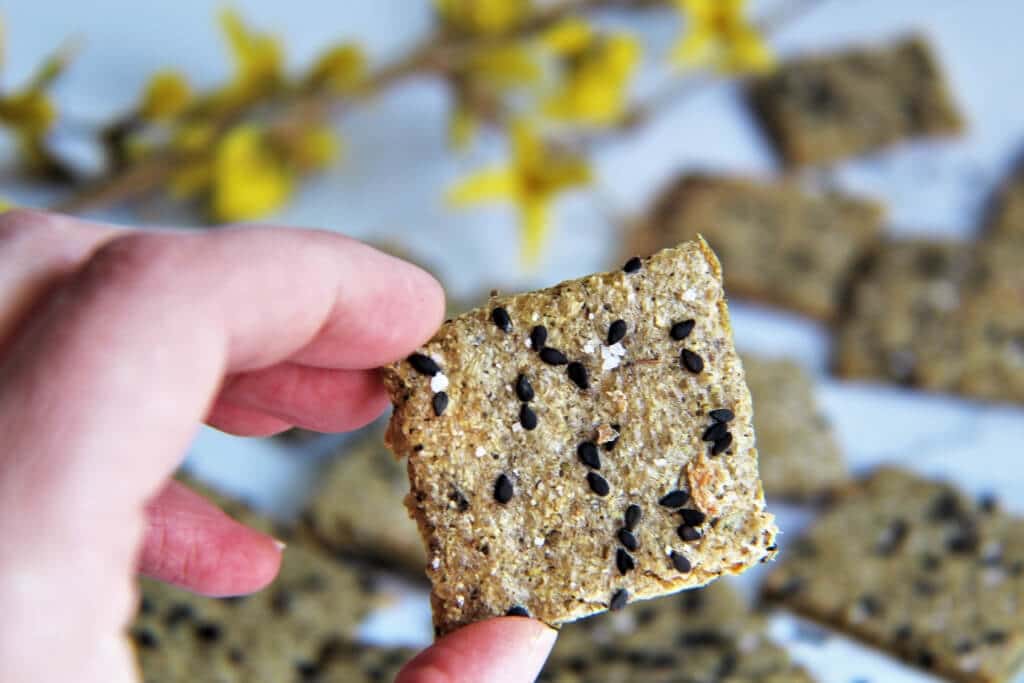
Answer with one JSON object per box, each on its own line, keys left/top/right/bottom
{"left": 540, "top": 581, "right": 817, "bottom": 683}
{"left": 764, "top": 468, "right": 1024, "bottom": 683}
{"left": 742, "top": 355, "right": 846, "bottom": 500}
{"left": 748, "top": 36, "right": 964, "bottom": 167}
{"left": 640, "top": 174, "right": 883, "bottom": 320}
{"left": 302, "top": 427, "right": 426, "bottom": 574}
{"left": 383, "top": 241, "right": 777, "bottom": 635}
{"left": 836, "top": 240, "right": 1024, "bottom": 403}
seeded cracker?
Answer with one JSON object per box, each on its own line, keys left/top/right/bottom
{"left": 748, "top": 36, "right": 963, "bottom": 167}
{"left": 539, "top": 580, "right": 817, "bottom": 682}
{"left": 383, "top": 240, "right": 778, "bottom": 635}
{"left": 764, "top": 468, "right": 1024, "bottom": 683}
{"left": 132, "top": 481, "right": 382, "bottom": 681}
{"left": 986, "top": 157, "right": 1024, "bottom": 244}
{"left": 742, "top": 355, "right": 846, "bottom": 500}
{"left": 641, "top": 174, "right": 883, "bottom": 320}
{"left": 302, "top": 427, "right": 426, "bottom": 574}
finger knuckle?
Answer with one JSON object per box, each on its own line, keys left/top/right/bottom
{"left": 79, "top": 232, "right": 183, "bottom": 297}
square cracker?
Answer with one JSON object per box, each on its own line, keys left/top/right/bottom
{"left": 763, "top": 467, "right": 1024, "bottom": 683}
{"left": 742, "top": 355, "right": 846, "bottom": 500}
{"left": 383, "top": 240, "right": 777, "bottom": 635}
{"left": 836, "top": 240, "right": 1024, "bottom": 404}
{"left": 302, "top": 427, "right": 426, "bottom": 574}
{"left": 748, "top": 36, "right": 963, "bottom": 167}
{"left": 641, "top": 174, "right": 883, "bottom": 320}
{"left": 540, "top": 580, "right": 817, "bottom": 682}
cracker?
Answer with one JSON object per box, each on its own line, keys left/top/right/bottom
{"left": 539, "top": 580, "right": 817, "bottom": 682}
{"left": 987, "top": 159, "right": 1024, "bottom": 244}
{"left": 836, "top": 241, "right": 1024, "bottom": 403}
{"left": 302, "top": 427, "right": 426, "bottom": 573}
{"left": 748, "top": 36, "right": 964, "bottom": 167}
{"left": 763, "top": 467, "right": 1024, "bottom": 683}
{"left": 383, "top": 241, "right": 777, "bottom": 635}
{"left": 132, "top": 487, "right": 382, "bottom": 681}
{"left": 643, "top": 174, "right": 883, "bottom": 319}
{"left": 742, "top": 355, "right": 846, "bottom": 500}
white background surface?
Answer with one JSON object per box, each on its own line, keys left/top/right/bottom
{"left": 3, "top": 1, "right": 1024, "bottom": 681}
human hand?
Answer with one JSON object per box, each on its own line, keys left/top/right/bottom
{"left": 0, "top": 210, "right": 556, "bottom": 683}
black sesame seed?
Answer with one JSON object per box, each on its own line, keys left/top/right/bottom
{"left": 679, "top": 509, "right": 706, "bottom": 526}
{"left": 449, "top": 488, "right": 470, "bottom": 512}
{"left": 530, "top": 325, "right": 548, "bottom": 350}
{"left": 432, "top": 391, "right": 449, "bottom": 416}
{"left": 608, "top": 319, "right": 627, "bottom": 345}
{"left": 494, "top": 474, "right": 514, "bottom": 504}
{"left": 681, "top": 348, "right": 704, "bottom": 373}
{"left": 615, "top": 548, "right": 635, "bottom": 575}
{"left": 132, "top": 628, "right": 159, "bottom": 649}
{"left": 954, "top": 639, "right": 975, "bottom": 654}
{"left": 408, "top": 353, "right": 440, "bottom": 376}
{"left": 587, "top": 471, "right": 610, "bottom": 497}
{"left": 917, "top": 650, "right": 935, "bottom": 670}
{"left": 624, "top": 504, "right": 642, "bottom": 530}
{"left": 515, "top": 374, "right": 535, "bottom": 402}
{"left": 140, "top": 596, "right": 154, "bottom": 615}
{"left": 618, "top": 528, "right": 639, "bottom": 551}
{"left": 893, "top": 624, "right": 914, "bottom": 641}
{"left": 979, "top": 494, "right": 999, "bottom": 514}
{"left": 519, "top": 404, "right": 538, "bottom": 430}
{"left": 928, "top": 490, "right": 961, "bottom": 520}
{"left": 567, "top": 362, "right": 589, "bottom": 389}
{"left": 491, "top": 307, "right": 512, "bottom": 332}
{"left": 540, "top": 347, "right": 568, "bottom": 365}
{"left": 948, "top": 523, "right": 980, "bottom": 554}
{"left": 678, "top": 525, "right": 702, "bottom": 542}
{"left": 195, "top": 622, "right": 222, "bottom": 643}
{"left": 984, "top": 630, "right": 1008, "bottom": 644}
{"left": 610, "top": 589, "right": 629, "bottom": 610}
{"left": 659, "top": 489, "right": 690, "bottom": 508}
{"left": 708, "top": 408, "right": 734, "bottom": 423}
{"left": 506, "top": 605, "right": 530, "bottom": 618}
{"left": 577, "top": 442, "right": 601, "bottom": 469}
{"left": 271, "top": 589, "right": 293, "bottom": 615}
{"left": 858, "top": 595, "right": 882, "bottom": 617}
{"left": 670, "top": 319, "right": 695, "bottom": 341}
{"left": 876, "top": 518, "right": 909, "bottom": 556}
{"left": 165, "top": 604, "right": 194, "bottom": 627}
{"left": 623, "top": 257, "right": 642, "bottom": 273}
{"left": 702, "top": 422, "right": 728, "bottom": 442}
{"left": 710, "top": 432, "right": 733, "bottom": 455}
{"left": 670, "top": 551, "right": 692, "bottom": 573}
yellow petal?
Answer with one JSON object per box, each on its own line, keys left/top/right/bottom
{"left": 510, "top": 120, "right": 543, "bottom": 173}
{"left": 0, "top": 91, "right": 55, "bottom": 134}
{"left": 544, "top": 157, "right": 591, "bottom": 193}
{"left": 435, "top": 0, "right": 531, "bottom": 36}
{"left": 447, "top": 167, "right": 518, "bottom": 206}
{"left": 307, "top": 43, "right": 366, "bottom": 93}
{"left": 448, "top": 106, "right": 479, "bottom": 150}
{"left": 671, "top": 27, "right": 714, "bottom": 67}
{"left": 469, "top": 45, "right": 541, "bottom": 87}
{"left": 212, "top": 125, "right": 293, "bottom": 221}
{"left": 218, "top": 8, "right": 283, "bottom": 96}
{"left": 519, "top": 197, "right": 549, "bottom": 268}
{"left": 290, "top": 126, "right": 341, "bottom": 170}
{"left": 539, "top": 18, "right": 594, "bottom": 56}
{"left": 724, "top": 26, "right": 775, "bottom": 73}
{"left": 172, "top": 122, "right": 216, "bottom": 153}
{"left": 139, "top": 71, "right": 191, "bottom": 121}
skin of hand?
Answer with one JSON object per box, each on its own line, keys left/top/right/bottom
{"left": 0, "top": 210, "right": 556, "bottom": 683}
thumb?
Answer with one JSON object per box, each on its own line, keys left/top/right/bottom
{"left": 396, "top": 617, "right": 557, "bottom": 683}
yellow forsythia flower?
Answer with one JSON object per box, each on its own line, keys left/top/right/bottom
{"left": 435, "top": 0, "right": 531, "bottom": 37}
{"left": 672, "top": 0, "right": 774, "bottom": 73}
{"left": 139, "top": 71, "right": 191, "bottom": 121}
{"left": 448, "top": 121, "right": 590, "bottom": 266}
{"left": 211, "top": 125, "right": 293, "bottom": 222}
{"left": 219, "top": 8, "right": 284, "bottom": 100}
{"left": 539, "top": 18, "right": 594, "bottom": 55}
{"left": 286, "top": 126, "right": 341, "bottom": 171}
{"left": 306, "top": 43, "right": 366, "bottom": 93}
{"left": 544, "top": 29, "right": 641, "bottom": 127}
{"left": 448, "top": 44, "right": 541, "bottom": 149}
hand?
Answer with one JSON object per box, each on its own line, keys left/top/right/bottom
{"left": 0, "top": 210, "right": 556, "bottom": 683}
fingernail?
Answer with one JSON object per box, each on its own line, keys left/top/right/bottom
{"left": 273, "top": 539, "right": 287, "bottom": 551}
